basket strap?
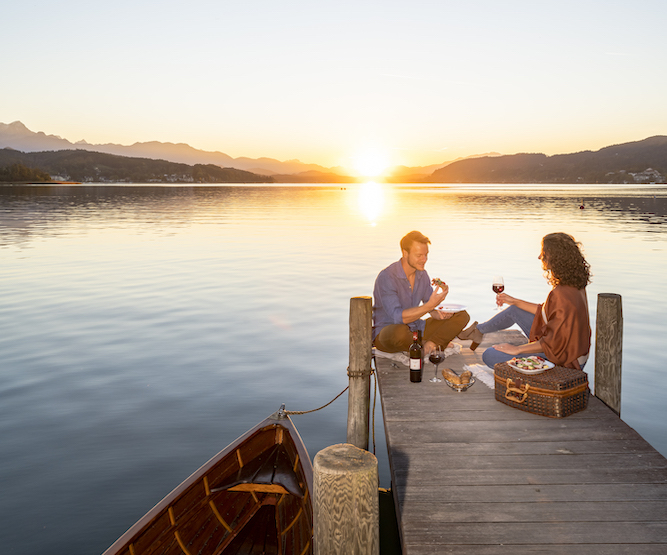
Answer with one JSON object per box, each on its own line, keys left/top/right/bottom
{"left": 495, "top": 375, "right": 589, "bottom": 401}
{"left": 504, "top": 378, "right": 530, "bottom": 404}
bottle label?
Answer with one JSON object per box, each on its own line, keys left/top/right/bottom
{"left": 409, "top": 358, "right": 421, "bottom": 370}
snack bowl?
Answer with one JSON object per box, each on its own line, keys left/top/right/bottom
{"left": 441, "top": 368, "right": 475, "bottom": 392}
{"left": 443, "top": 376, "right": 475, "bottom": 392}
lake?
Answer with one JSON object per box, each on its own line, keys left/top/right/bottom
{"left": 1, "top": 183, "right": 666, "bottom": 554}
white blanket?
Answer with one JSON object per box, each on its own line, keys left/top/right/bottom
{"left": 463, "top": 364, "right": 495, "bottom": 389}
{"left": 374, "top": 342, "right": 462, "bottom": 367}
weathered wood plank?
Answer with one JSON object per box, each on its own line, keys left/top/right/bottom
{"left": 401, "top": 483, "right": 667, "bottom": 503}
{"left": 378, "top": 438, "right": 659, "bottom": 457}
{"left": 400, "top": 521, "right": 667, "bottom": 544}
{"left": 392, "top": 467, "right": 667, "bottom": 488}
{"left": 399, "top": 500, "right": 667, "bottom": 523}
{"left": 376, "top": 331, "right": 667, "bottom": 552}
{"left": 403, "top": 545, "right": 667, "bottom": 555}
{"left": 390, "top": 451, "right": 667, "bottom": 475}
{"left": 383, "top": 418, "right": 646, "bottom": 445}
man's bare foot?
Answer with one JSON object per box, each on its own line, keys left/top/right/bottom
{"left": 423, "top": 340, "right": 436, "bottom": 357}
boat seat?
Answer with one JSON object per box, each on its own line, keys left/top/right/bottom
{"left": 212, "top": 443, "right": 305, "bottom": 498}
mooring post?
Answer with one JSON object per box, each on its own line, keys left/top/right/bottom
{"left": 347, "top": 296, "right": 372, "bottom": 450}
{"left": 313, "top": 443, "right": 379, "bottom": 555}
{"left": 595, "top": 293, "right": 623, "bottom": 416}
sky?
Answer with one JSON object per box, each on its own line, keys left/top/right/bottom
{"left": 3, "top": 0, "right": 667, "bottom": 174}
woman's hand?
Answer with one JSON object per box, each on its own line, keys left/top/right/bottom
{"left": 496, "top": 294, "right": 541, "bottom": 315}
{"left": 496, "top": 292, "right": 518, "bottom": 307}
{"left": 494, "top": 340, "right": 543, "bottom": 355}
{"left": 493, "top": 343, "right": 521, "bottom": 355}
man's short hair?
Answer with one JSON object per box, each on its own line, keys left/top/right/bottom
{"left": 400, "top": 230, "right": 430, "bottom": 253}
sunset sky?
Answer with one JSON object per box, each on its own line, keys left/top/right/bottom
{"left": 3, "top": 1, "right": 666, "bottom": 173}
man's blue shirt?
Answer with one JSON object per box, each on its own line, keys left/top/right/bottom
{"left": 372, "top": 259, "right": 433, "bottom": 340}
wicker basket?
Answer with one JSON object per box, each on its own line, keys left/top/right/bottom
{"left": 494, "top": 362, "right": 590, "bottom": 418}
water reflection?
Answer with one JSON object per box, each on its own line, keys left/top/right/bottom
{"left": 2, "top": 185, "right": 666, "bottom": 247}
{"left": 1, "top": 183, "right": 666, "bottom": 555}
{"left": 357, "top": 181, "right": 385, "bottom": 224}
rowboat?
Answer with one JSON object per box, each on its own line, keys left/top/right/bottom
{"left": 102, "top": 406, "right": 313, "bottom": 555}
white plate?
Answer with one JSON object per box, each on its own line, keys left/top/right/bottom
{"left": 507, "top": 357, "right": 555, "bottom": 374}
{"left": 437, "top": 303, "right": 467, "bottom": 313}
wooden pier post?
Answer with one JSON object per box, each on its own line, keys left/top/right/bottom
{"left": 313, "top": 443, "right": 379, "bottom": 555}
{"left": 347, "top": 296, "right": 372, "bottom": 450}
{"left": 595, "top": 293, "right": 623, "bottom": 416}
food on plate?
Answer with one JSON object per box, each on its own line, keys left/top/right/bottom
{"left": 509, "top": 356, "right": 551, "bottom": 371}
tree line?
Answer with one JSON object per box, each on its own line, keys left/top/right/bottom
{"left": 0, "top": 148, "right": 274, "bottom": 183}
{"left": 0, "top": 162, "right": 52, "bottom": 182}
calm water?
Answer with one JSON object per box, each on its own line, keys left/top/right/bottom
{"left": 1, "top": 183, "right": 666, "bottom": 554}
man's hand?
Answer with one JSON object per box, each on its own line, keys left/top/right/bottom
{"left": 401, "top": 278, "right": 449, "bottom": 325}
{"left": 429, "top": 283, "right": 448, "bottom": 307}
{"left": 430, "top": 309, "right": 454, "bottom": 320}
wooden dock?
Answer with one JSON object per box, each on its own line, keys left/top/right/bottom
{"left": 376, "top": 330, "right": 667, "bottom": 554}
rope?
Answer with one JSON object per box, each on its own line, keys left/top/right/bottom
{"left": 283, "top": 385, "right": 349, "bottom": 415}
{"left": 371, "top": 355, "right": 378, "bottom": 455}
{"left": 283, "top": 364, "right": 376, "bottom": 416}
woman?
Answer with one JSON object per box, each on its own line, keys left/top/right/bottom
{"left": 459, "top": 232, "right": 591, "bottom": 370}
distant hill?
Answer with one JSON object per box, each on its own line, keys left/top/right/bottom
{"left": 3, "top": 121, "right": 666, "bottom": 184}
{"left": 0, "top": 121, "right": 497, "bottom": 182}
{"left": 426, "top": 136, "right": 667, "bottom": 184}
{"left": 0, "top": 121, "right": 345, "bottom": 177}
{"left": 0, "top": 148, "right": 273, "bottom": 183}
{"left": 386, "top": 153, "right": 502, "bottom": 182}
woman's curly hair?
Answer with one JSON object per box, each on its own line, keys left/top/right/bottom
{"left": 541, "top": 232, "right": 591, "bottom": 289}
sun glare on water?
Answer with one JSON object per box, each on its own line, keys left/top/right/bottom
{"left": 358, "top": 181, "right": 385, "bottom": 225}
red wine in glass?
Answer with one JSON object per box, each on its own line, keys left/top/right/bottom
{"left": 492, "top": 276, "right": 504, "bottom": 310}
{"left": 429, "top": 352, "right": 444, "bottom": 365}
{"left": 428, "top": 348, "right": 444, "bottom": 382}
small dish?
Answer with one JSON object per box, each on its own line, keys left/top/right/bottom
{"left": 443, "top": 376, "right": 475, "bottom": 392}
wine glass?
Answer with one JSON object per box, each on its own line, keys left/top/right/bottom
{"left": 492, "top": 276, "right": 504, "bottom": 311}
{"left": 428, "top": 346, "right": 444, "bottom": 383}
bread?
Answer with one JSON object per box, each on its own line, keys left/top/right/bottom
{"left": 441, "top": 368, "right": 472, "bottom": 385}
{"left": 441, "top": 368, "right": 461, "bottom": 384}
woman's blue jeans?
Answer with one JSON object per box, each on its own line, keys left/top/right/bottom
{"left": 477, "top": 305, "right": 546, "bottom": 368}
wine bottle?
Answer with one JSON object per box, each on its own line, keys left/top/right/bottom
{"left": 409, "top": 330, "right": 422, "bottom": 382}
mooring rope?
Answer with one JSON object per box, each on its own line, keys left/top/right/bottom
{"left": 371, "top": 355, "right": 378, "bottom": 455}
{"left": 283, "top": 363, "right": 377, "bottom": 428}
{"left": 283, "top": 384, "right": 350, "bottom": 415}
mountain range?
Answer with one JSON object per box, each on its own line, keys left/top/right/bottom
{"left": 0, "top": 121, "right": 456, "bottom": 181}
{"left": 425, "top": 136, "right": 667, "bottom": 184}
{"left": 1, "top": 121, "right": 666, "bottom": 184}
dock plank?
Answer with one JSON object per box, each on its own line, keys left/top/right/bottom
{"left": 376, "top": 331, "right": 667, "bottom": 553}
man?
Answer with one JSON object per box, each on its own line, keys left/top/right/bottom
{"left": 373, "top": 230, "right": 470, "bottom": 356}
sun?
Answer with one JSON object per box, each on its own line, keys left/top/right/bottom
{"left": 351, "top": 146, "right": 392, "bottom": 178}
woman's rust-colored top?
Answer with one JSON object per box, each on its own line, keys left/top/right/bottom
{"left": 529, "top": 285, "right": 591, "bottom": 370}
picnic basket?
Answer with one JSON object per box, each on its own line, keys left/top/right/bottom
{"left": 494, "top": 362, "right": 590, "bottom": 418}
